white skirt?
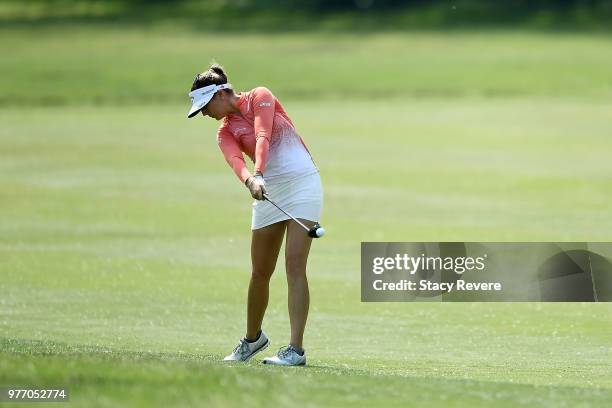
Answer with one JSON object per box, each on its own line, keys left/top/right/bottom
{"left": 252, "top": 171, "right": 323, "bottom": 230}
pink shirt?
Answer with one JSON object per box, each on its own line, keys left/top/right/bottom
{"left": 217, "top": 87, "right": 318, "bottom": 185}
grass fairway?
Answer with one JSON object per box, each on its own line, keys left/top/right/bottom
{"left": 1, "top": 24, "right": 612, "bottom": 407}
{"left": 2, "top": 101, "right": 611, "bottom": 407}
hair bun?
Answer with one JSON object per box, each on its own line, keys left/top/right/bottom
{"left": 190, "top": 62, "right": 230, "bottom": 91}
{"left": 208, "top": 64, "right": 225, "bottom": 75}
{"left": 209, "top": 63, "right": 226, "bottom": 78}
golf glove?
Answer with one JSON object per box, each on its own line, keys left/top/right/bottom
{"left": 245, "top": 171, "right": 267, "bottom": 200}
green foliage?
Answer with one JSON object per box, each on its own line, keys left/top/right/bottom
{"left": 1, "top": 0, "right": 611, "bottom": 29}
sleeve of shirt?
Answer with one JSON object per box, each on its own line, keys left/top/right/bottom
{"left": 217, "top": 126, "right": 252, "bottom": 184}
{"left": 252, "top": 87, "right": 276, "bottom": 174}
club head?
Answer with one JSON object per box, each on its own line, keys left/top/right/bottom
{"left": 308, "top": 223, "right": 325, "bottom": 238}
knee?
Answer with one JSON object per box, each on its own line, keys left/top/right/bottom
{"left": 251, "top": 266, "right": 274, "bottom": 282}
{"left": 285, "top": 258, "right": 307, "bottom": 280}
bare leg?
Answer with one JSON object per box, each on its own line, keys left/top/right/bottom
{"left": 246, "top": 220, "right": 288, "bottom": 339}
{"left": 285, "top": 218, "right": 316, "bottom": 351}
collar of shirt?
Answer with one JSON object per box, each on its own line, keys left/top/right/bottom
{"left": 235, "top": 91, "right": 249, "bottom": 117}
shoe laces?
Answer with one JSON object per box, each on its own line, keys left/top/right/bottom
{"left": 233, "top": 339, "right": 249, "bottom": 355}
{"left": 277, "top": 345, "right": 295, "bottom": 359}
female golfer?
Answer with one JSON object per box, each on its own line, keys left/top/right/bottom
{"left": 187, "top": 64, "right": 323, "bottom": 366}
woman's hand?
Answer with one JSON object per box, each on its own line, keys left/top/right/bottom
{"left": 245, "top": 171, "right": 267, "bottom": 200}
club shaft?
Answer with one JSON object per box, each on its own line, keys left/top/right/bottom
{"left": 262, "top": 193, "right": 310, "bottom": 232}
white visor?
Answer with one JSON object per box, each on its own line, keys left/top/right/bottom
{"left": 187, "top": 83, "right": 231, "bottom": 118}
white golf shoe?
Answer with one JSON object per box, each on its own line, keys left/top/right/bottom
{"left": 223, "top": 330, "right": 269, "bottom": 362}
{"left": 262, "top": 344, "right": 306, "bottom": 366}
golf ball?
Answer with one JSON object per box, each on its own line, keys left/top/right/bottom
{"left": 316, "top": 227, "right": 325, "bottom": 237}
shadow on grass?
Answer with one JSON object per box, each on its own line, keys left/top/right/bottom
{"left": 3, "top": 335, "right": 611, "bottom": 407}
{"left": 1, "top": 337, "right": 348, "bottom": 375}
{"left": 2, "top": 336, "right": 611, "bottom": 388}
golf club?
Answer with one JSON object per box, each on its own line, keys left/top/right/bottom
{"left": 262, "top": 193, "right": 325, "bottom": 238}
